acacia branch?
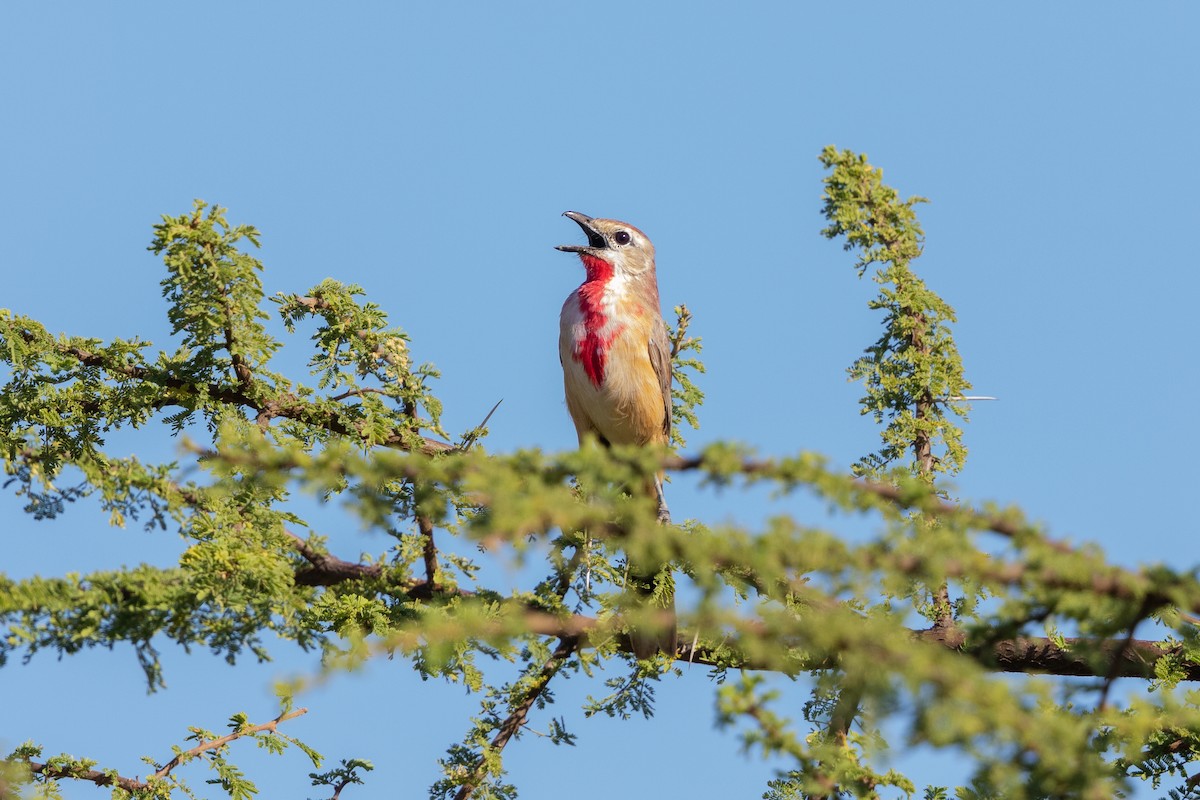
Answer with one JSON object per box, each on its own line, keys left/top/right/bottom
{"left": 905, "top": 306, "right": 953, "bottom": 630}
{"left": 58, "top": 343, "right": 453, "bottom": 455}
{"left": 26, "top": 760, "right": 147, "bottom": 793}
{"left": 285, "top": 529, "right": 384, "bottom": 586}
{"left": 418, "top": 512, "right": 439, "bottom": 588}
{"left": 280, "top": 534, "right": 1200, "bottom": 683}
{"left": 212, "top": 251, "right": 254, "bottom": 393}
{"left": 329, "top": 775, "right": 358, "bottom": 800}
{"left": 402, "top": 394, "right": 441, "bottom": 589}
{"left": 150, "top": 707, "right": 308, "bottom": 781}
{"left": 329, "top": 387, "right": 392, "bottom": 402}
{"left": 459, "top": 604, "right": 1200, "bottom": 682}
{"left": 278, "top": 526, "right": 1200, "bottom": 682}
{"left": 665, "top": 452, "right": 1200, "bottom": 621}
{"left": 449, "top": 535, "right": 588, "bottom": 799}
{"left": 674, "top": 623, "right": 1196, "bottom": 681}
{"left": 669, "top": 303, "right": 694, "bottom": 359}
{"left": 664, "top": 453, "right": 1068, "bottom": 552}
{"left": 918, "top": 627, "right": 1180, "bottom": 681}
{"left": 452, "top": 637, "right": 579, "bottom": 800}
{"left": 22, "top": 708, "right": 308, "bottom": 794}
{"left": 237, "top": 445, "right": 1172, "bottom": 617}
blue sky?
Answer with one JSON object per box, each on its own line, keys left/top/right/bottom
{"left": 3, "top": 3, "right": 1199, "bottom": 798}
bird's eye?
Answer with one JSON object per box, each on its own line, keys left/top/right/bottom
{"left": 614, "top": 231, "right": 632, "bottom": 246}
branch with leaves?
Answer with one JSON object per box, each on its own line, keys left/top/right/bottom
{"left": 9, "top": 706, "right": 315, "bottom": 799}
{"left": 4, "top": 170, "right": 1200, "bottom": 800}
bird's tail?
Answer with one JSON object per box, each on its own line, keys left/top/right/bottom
{"left": 627, "top": 564, "right": 676, "bottom": 660}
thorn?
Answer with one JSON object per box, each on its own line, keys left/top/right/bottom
{"left": 584, "top": 532, "right": 592, "bottom": 594}
{"left": 475, "top": 398, "right": 504, "bottom": 429}
{"left": 457, "top": 398, "right": 503, "bottom": 452}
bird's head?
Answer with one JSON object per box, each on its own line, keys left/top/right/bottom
{"left": 556, "top": 211, "right": 656, "bottom": 279}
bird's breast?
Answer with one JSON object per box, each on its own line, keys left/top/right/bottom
{"left": 560, "top": 275, "right": 642, "bottom": 388}
{"left": 559, "top": 275, "right": 666, "bottom": 447}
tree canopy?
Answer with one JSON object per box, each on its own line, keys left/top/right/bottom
{"left": 4, "top": 149, "right": 1200, "bottom": 800}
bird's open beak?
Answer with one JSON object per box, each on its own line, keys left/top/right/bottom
{"left": 556, "top": 211, "right": 606, "bottom": 252}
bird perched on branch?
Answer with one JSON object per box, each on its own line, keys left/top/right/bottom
{"left": 556, "top": 210, "right": 675, "bottom": 659}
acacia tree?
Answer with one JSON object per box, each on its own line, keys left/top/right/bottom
{"left": 4, "top": 149, "right": 1200, "bottom": 800}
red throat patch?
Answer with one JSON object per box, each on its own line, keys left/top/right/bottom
{"left": 574, "top": 254, "right": 617, "bottom": 387}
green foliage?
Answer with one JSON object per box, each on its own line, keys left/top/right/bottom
{"left": 3, "top": 165, "right": 1200, "bottom": 800}
{"left": 668, "top": 304, "right": 705, "bottom": 449}
{"left": 151, "top": 202, "right": 277, "bottom": 392}
{"left": 309, "top": 758, "right": 374, "bottom": 800}
{"left": 4, "top": 706, "right": 319, "bottom": 800}
{"left": 583, "top": 668, "right": 662, "bottom": 720}
{"left": 819, "top": 146, "right": 972, "bottom": 481}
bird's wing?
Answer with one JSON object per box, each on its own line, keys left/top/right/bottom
{"left": 647, "top": 320, "right": 673, "bottom": 442}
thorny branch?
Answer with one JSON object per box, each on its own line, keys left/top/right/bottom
{"left": 23, "top": 761, "right": 145, "bottom": 794}
{"left": 668, "top": 303, "right": 695, "bottom": 360}
{"left": 285, "top": 528, "right": 384, "bottom": 586}
{"left": 446, "top": 534, "right": 589, "bottom": 798}
{"left": 662, "top": 453, "right": 1067, "bottom": 551}
{"left": 277, "top": 528, "right": 1200, "bottom": 681}
{"left": 417, "top": 512, "right": 439, "bottom": 589}
{"left": 106, "top": 434, "right": 1200, "bottom": 687}
{"left": 52, "top": 340, "right": 453, "bottom": 456}
{"left": 452, "top": 637, "right": 580, "bottom": 800}
{"left": 22, "top": 708, "right": 308, "bottom": 794}
{"left": 902, "top": 303, "right": 954, "bottom": 631}
{"left": 201, "top": 444, "right": 1200, "bottom": 683}
{"left": 149, "top": 708, "right": 308, "bottom": 782}
{"left": 402, "top": 393, "right": 441, "bottom": 589}
{"left": 328, "top": 774, "right": 359, "bottom": 800}
{"left": 210, "top": 242, "right": 255, "bottom": 394}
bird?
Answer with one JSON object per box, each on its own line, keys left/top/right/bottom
{"left": 556, "top": 210, "right": 675, "bottom": 659}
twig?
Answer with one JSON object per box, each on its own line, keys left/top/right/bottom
{"left": 24, "top": 708, "right": 308, "bottom": 793}
{"left": 450, "top": 530, "right": 586, "bottom": 799}
{"left": 330, "top": 776, "right": 357, "bottom": 800}
{"left": 281, "top": 524, "right": 1200, "bottom": 683}
{"left": 25, "top": 761, "right": 147, "bottom": 793}
{"left": 57, "top": 343, "right": 454, "bottom": 456}
{"left": 452, "top": 637, "right": 579, "bottom": 800}
{"left": 285, "top": 529, "right": 384, "bottom": 585}
{"left": 418, "top": 512, "right": 439, "bottom": 588}
{"left": 278, "top": 522, "right": 1200, "bottom": 683}
{"left": 669, "top": 304, "right": 694, "bottom": 359}
{"left": 209, "top": 242, "right": 255, "bottom": 394}
{"left": 662, "top": 453, "right": 1068, "bottom": 550}
{"left": 150, "top": 707, "right": 308, "bottom": 781}
{"left": 403, "top": 395, "right": 440, "bottom": 588}
{"left": 457, "top": 398, "right": 503, "bottom": 452}
{"left": 329, "top": 387, "right": 392, "bottom": 402}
